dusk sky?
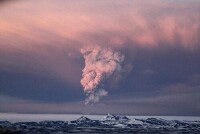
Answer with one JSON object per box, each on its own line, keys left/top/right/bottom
{"left": 0, "top": 0, "right": 200, "bottom": 115}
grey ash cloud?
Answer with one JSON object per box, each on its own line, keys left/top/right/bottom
{"left": 0, "top": 0, "right": 200, "bottom": 115}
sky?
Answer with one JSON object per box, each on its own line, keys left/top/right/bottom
{"left": 0, "top": 0, "right": 200, "bottom": 115}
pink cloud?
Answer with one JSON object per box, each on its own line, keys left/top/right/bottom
{"left": 0, "top": 0, "right": 200, "bottom": 86}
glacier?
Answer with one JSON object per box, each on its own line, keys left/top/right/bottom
{"left": 0, "top": 113, "right": 200, "bottom": 133}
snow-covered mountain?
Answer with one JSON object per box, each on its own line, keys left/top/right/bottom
{"left": 0, "top": 114, "right": 200, "bottom": 133}
{"left": 103, "top": 113, "right": 129, "bottom": 121}
{"left": 70, "top": 116, "right": 101, "bottom": 126}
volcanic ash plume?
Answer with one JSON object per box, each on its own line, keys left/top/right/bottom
{"left": 80, "top": 47, "right": 125, "bottom": 104}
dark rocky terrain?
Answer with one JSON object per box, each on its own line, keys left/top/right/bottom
{"left": 0, "top": 114, "right": 200, "bottom": 133}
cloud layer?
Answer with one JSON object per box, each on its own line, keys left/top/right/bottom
{"left": 0, "top": 0, "right": 200, "bottom": 115}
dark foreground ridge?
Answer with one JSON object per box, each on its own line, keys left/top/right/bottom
{"left": 0, "top": 114, "right": 200, "bottom": 134}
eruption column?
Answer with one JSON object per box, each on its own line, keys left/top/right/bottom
{"left": 80, "top": 46, "right": 124, "bottom": 104}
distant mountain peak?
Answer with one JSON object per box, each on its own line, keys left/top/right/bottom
{"left": 76, "top": 116, "right": 91, "bottom": 122}
{"left": 104, "top": 113, "right": 130, "bottom": 121}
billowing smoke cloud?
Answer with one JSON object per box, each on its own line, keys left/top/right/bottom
{"left": 85, "top": 89, "right": 108, "bottom": 105}
{"left": 80, "top": 46, "right": 125, "bottom": 104}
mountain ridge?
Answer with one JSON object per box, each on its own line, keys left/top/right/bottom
{"left": 0, "top": 114, "right": 200, "bottom": 133}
